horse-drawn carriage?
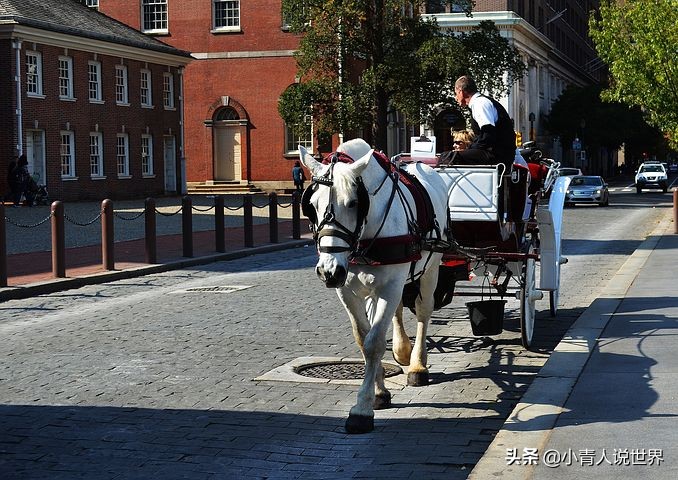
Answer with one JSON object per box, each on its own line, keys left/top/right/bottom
{"left": 298, "top": 138, "right": 570, "bottom": 433}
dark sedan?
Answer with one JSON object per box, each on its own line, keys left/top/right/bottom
{"left": 565, "top": 175, "right": 609, "bottom": 207}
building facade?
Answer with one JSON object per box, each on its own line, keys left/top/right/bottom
{"left": 0, "top": 0, "right": 191, "bottom": 202}
{"left": 96, "top": 0, "right": 304, "bottom": 193}
{"left": 424, "top": 1, "right": 604, "bottom": 168}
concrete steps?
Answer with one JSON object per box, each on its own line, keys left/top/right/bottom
{"left": 186, "top": 181, "right": 263, "bottom": 195}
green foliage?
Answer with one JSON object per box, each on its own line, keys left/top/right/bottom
{"left": 278, "top": 0, "right": 524, "bottom": 150}
{"left": 545, "top": 84, "right": 669, "bottom": 160}
{"left": 589, "top": 0, "right": 678, "bottom": 148}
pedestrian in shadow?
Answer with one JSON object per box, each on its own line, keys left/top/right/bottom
{"left": 292, "top": 160, "right": 306, "bottom": 192}
{"left": 6, "top": 156, "right": 22, "bottom": 207}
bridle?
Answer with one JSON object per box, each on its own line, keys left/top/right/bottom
{"left": 301, "top": 153, "right": 373, "bottom": 255}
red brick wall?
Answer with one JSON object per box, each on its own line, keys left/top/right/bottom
{"left": 100, "top": 0, "right": 304, "bottom": 186}
{"left": 17, "top": 43, "right": 182, "bottom": 201}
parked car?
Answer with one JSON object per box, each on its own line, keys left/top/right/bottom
{"left": 565, "top": 175, "right": 609, "bottom": 206}
{"left": 635, "top": 162, "right": 668, "bottom": 193}
{"left": 557, "top": 167, "right": 583, "bottom": 177}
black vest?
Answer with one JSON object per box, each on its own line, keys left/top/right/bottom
{"left": 470, "top": 95, "right": 516, "bottom": 161}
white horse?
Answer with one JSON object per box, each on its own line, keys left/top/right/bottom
{"left": 299, "top": 138, "right": 449, "bottom": 433}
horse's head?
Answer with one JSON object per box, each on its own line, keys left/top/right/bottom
{"left": 299, "top": 142, "right": 372, "bottom": 288}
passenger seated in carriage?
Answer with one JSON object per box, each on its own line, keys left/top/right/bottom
{"left": 441, "top": 75, "right": 517, "bottom": 170}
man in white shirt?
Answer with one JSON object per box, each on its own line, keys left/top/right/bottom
{"left": 445, "top": 75, "right": 516, "bottom": 169}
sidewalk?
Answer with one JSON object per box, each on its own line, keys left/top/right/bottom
{"left": 470, "top": 215, "right": 678, "bottom": 479}
{"left": 1, "top": 197, "right": 313, "bottom": 301}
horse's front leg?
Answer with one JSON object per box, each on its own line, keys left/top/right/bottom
{"left": 408, "top": 263, "right": 440, "bottom": 386}
{"left": 341, "top": 292, "right": 399, "bottom": 434}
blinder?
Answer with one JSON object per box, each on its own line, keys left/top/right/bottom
{"left": 299, "top": 156, "right": 371, "bottom": 254}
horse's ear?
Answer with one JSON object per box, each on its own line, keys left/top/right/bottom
{"left": 299, "top": 145, "right": 321, "bottom": 173}
{"left": 351, "top": 148, "right": 373, "bottom": 175}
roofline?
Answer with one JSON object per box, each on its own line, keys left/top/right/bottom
{"left": 0, "top": 19, "right": 192, "bottom": 66}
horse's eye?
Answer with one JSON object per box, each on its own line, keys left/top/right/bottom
{"left": 347, "top": 200, "right": 357, "bottom": 208}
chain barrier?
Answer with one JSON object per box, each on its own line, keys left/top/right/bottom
{"left": 191, "top": 205, "right": 215, "bottom": 213}
{"left": 224, "top": 204, "right": 242, "bottom": 211}
{"left": 64, "top": 211, "right": 102, "bottom": 227}
{"left": 276, "top": 199, "right": 294, "bottom": 208}
{"left": 155, "top": 206, "right": 183, "bottom": 217}
{"left": 113, "top": 210, "right": 146, "bottom": 221}
{"left": 4, "top": 211, "right": 53, "bottom": 228}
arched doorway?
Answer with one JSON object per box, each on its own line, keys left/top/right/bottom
{"left": 213, "top": 106, "right": 242, "bottom": 181}
{"left": 433, "top": 107, "right": 465, "bottom": 153}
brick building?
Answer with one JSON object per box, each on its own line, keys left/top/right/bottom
{"left": 95, "top": 0, "right": 303, "bottom": 194}
{"left": 91, "top": 1, "right": 605, "bottom": 192}
{"left": 0, "top": 0, "right": 191, "bottom": 202}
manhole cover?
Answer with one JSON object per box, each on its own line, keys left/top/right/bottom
{"left": 294, "top": 361, "right": 402, "bottom": 380}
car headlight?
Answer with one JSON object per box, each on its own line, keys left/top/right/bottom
{"left": 595, "top": 189, "right": 601, "bottom": 194}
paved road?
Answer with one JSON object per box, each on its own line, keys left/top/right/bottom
{"left": 0, "top": 184, "right": 672, "bottom": 479}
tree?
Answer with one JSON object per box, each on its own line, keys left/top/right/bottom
{"left": 589, "top": 0, "right": 678, "bottom": 148}
{"left": 545, "top": 84, "right": 671, "bottom": 171}
{"left": 279, "top": 1, "right": 525, "bottom": 153}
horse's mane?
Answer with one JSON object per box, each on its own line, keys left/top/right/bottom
{"left": 332, "top": 162, "right": 362, "bottom": 204}
{"left": 333, "top": 138, "right": 372, "bottom": 203}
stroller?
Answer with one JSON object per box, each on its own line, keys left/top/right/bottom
{"left": 27, "top": 173, "right": 49, "bottom": 206}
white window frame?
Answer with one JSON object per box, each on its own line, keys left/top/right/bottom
{"left": 115, "top": 65, "right": 129, "bottom": 105}
{"left": 116, "top": 134, "right": 130, "bottom": 177}
{"left": 88, "top": 61, "right": 103, "bottom": 102}
{"left": 285, "top": 115, "right": 314, "bottom": 154}
{"left": 58, "top": 56, "right": 74, "bottom": 100}
{"left": 26, "top": 51, "right": 43, "bottom": 97}
{"left": 140, "top": 69, "right": 153, "bottom": 107}
{"left": 89, "top": 132, "right": 104, "bottom": 178}
{"left": 85, "top": 0, "right": 99, "bottom": 8}
{"left": 60, "top": 131, "right": 76, "bottom": 178}
{"left": 142, "top": 0, "right": 169, "bottom": 34}
{"left": 163, "top": 72, "right": 175, "bottom": 109}
{"left": 141, "top": 134, "right": 154, "bottom": 176}
{"left": 212, "top": 0, "right": 241, "bottom": 32}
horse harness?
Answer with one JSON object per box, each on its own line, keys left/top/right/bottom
{"left": 301, "top": 150, "right": 442, "bottom": 269}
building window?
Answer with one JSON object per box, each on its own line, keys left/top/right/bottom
{"left": 140, "top": 69, "right": 153, "bottom": 107}
{"left": 141, "top": 134, "right": 154, "bottom": 176}
{"left": 142, "top": 0, "right": 168, "bottom": 33}
{"left": 163, "top": 72, "right": 175, "bottom": 109}
{"left": 58, "top": 56, "right": 74, "bottom": 99}
{"left": 26, "top": 51, "right": 43, "bottom": 96}
{"left": 285, "top": 115, "right": 313, "bottom": 154}
{"left": 213, "top": 0, "right": 240, "bottom": 31}
{"left": 89, "top": 132, "right": 104, "bottom": 177}
{"left": 88, "top": 61, "right": 102, "bottom": 102}
{"left": 115, "top": 65, "right": 129, "bottom": 105}
{"left": 116, "top": 134, "right": 130, "bottom": 177}
{"left": 60, "top": 131, "right": 76, "bottom": 178}
{"left": 84, "top": 0, "right": 99, "bottom": 8}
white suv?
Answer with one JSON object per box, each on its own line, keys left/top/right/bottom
{"left": 635, "top": 162, "right": 668, "bottom": 193}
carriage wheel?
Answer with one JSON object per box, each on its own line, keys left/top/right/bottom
{"left": 520, "top": 238, "right": 541, "bottom": 349}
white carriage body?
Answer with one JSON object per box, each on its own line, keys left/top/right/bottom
{"left": 436, "top": 164, "right": 568, "bottom": 293}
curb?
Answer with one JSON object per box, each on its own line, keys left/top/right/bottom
{"left": 468, "top": 214, "right": 672, "bottom": 479}
{"left": 0, "top": 239, "right": 314, "bottom": 302}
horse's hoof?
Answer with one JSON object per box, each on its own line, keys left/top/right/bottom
{"left": 374, "top": 392, "right": 392, "bottom": 410}
{"left": 407, "top": 371, "right": 429, "bottom": 387}
{"left": 345, "top": 414, "right": 374, "bottom": 434}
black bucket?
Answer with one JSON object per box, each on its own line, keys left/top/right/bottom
{"left": 466, "top": 299, "right": 505, "bottom": 335}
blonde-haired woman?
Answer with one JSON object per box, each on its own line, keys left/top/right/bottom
{"left": 441, "top": 129, "right": 476, "bottom": 164}
{"left": 452, "top": 129, "right": 475, "bottom": 151}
